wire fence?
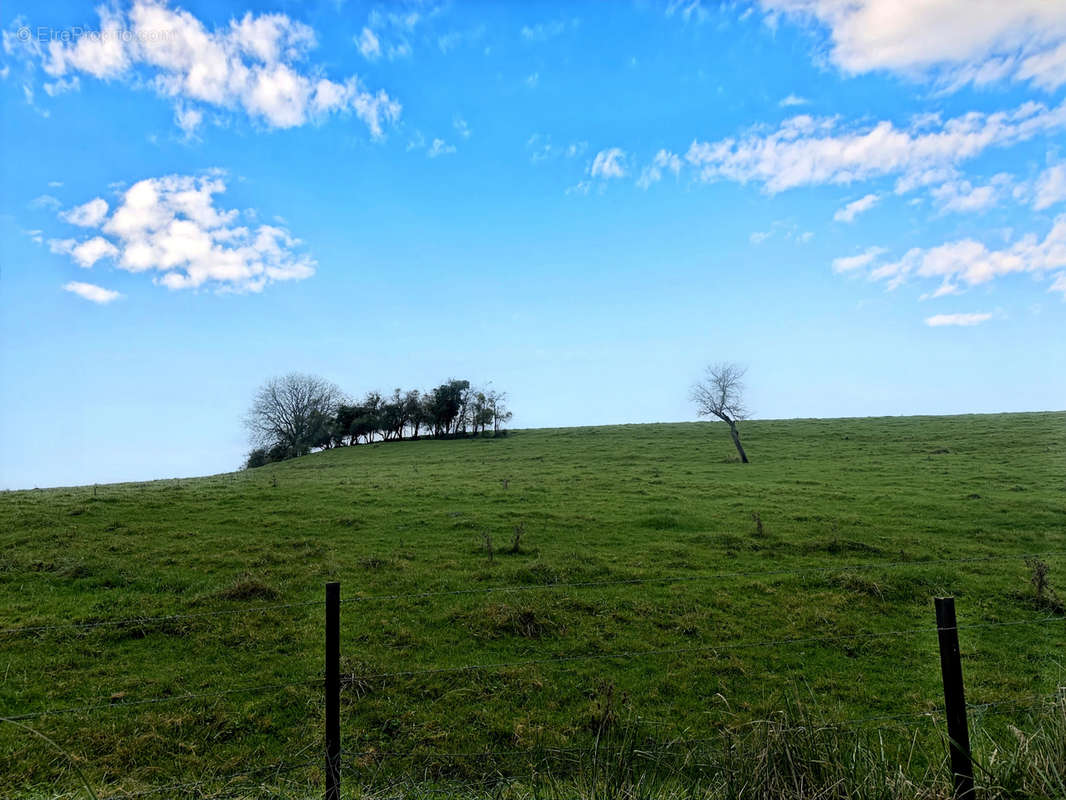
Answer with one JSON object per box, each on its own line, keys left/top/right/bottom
{"left": 2, "top": 551, "right": 1065, "bottom": 799}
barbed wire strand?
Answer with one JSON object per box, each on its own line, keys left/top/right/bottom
{"left": 8, "top": 616, "right": 1060, "bottom": 723}
{"left": 27, "top": 693, "right": 1066, "bottom": 796}
{"left": 337, "top": 699, "right": 1066, "bottom": 775}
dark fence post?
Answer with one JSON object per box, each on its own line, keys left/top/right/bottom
{"left": 935, "top": 597, "right": 974, "bottom": 799}
{"left": 326, "top": 582, "right": 340, "bottom": 800}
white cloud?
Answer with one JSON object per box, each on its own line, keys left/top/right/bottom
{"left": 762, "top": 0, "right": 1066, "bottom": 91}
{"left": 666, "top": 0, "right": 711, "bottom": 24}
{"left": 48, "top": 172, "right": 315, "bottom": 293}
{"left": 832, "top": 245, "right": 887, "bottom": 273}
{"left": 565, "top": 180, "right": 591, "bottom": 196}
{"left": 427, "top": 138, "right": 455, "bottom": 158}
{"left": 779, "top": 93, "right": 808, "bottom": 107}
{"left": 357, "top": 27, "right": 381, "bottom": 60}
{"left": 50, "top": 236, "right": 120, "bottom": 267}
{"left": 525, "top": 72, "right": 539, "bottom": 88}
{"left": 748, "top": 219, "right": 813, "bottom": 246}
{"left": 528, "top": 135, "right": 587, "bottom": 164}
{"left": 637, "top": 149, "right": 682, "bottom": 189}
{"left": 406, "top": 130, "right": 426, "bottom": 152}
{"left": 1033, "top": 164, "right": 1066, "bottom": 210}
{"left": 63, "top": 281, "right": 122, "bottom": 304}
{"left": 929, "top": 175, "right": 1010, "bottom": 213}
{"left": 174, "top": 104, "right": 203, "bottom": 136}
{"left": 60, "top": 198, "right": 109, "bottom": 227}
{"left": 867, "top": 215, "right": 1066, "bottom": 297}
{"left": 684, "top": 101, "right": 1066, "bottom": 194}
{"left": 833, "top": 193, "right": 878, "bottom": 222}
{"left": 43, "top": 76, "right": 80, "bottom": 96}
{"left": 590, "top": 148, "right": 628, "bottom": 180}
{"left": 14, "top": 2, "right": 400, "bottom": 136}
{"left": 436, "top": 25, "right": 486, "bottom": 55}
{"left": 924, "top": 312, "right": 993, "bottom": 327}
{"left": 520, "top": 19, "right": 579, "bottom": 42}
{"left": 453, "top": 116, "right": 471, "bottom": 139}
{"left": 31, "top": 194, "right": 63, "bottom": 210}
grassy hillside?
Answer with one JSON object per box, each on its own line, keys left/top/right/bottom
{"left": 2, "top": 413, "right": 1065, "bottom": 799}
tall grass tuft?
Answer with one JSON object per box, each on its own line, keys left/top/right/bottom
{"left": 349, "top": 695, "right": 1066, "bottom": 800}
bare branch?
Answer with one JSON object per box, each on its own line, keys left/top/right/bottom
{"left": 244, "top": 373, "right": 344, "bottom": 454}
{"left": 691, "top": 362, "right": 748, "bottom": 424}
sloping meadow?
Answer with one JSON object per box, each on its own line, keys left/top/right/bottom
{"left": 1, "top": 414, "right": 1064, "bottom": 798}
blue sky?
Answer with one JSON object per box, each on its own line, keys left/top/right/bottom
{"left": 1, "top": 0, "right": 1064, "bottom": 489}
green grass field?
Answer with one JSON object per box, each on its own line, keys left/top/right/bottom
{"left": 2, "top": 413, "right": 1065, "bottom": 799}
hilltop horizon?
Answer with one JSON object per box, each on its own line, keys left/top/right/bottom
{"left": 6, "top": 409, "right": 1062, "bottom": 492}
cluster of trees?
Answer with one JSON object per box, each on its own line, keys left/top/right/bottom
{"left": 244, "top": 374, "right": 512, "bottom": 468}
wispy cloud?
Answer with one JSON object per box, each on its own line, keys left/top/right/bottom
{"left": 930, "top": 174, "right": 1011, "bottom": 213}
{"left": 1033, "top": 164, "right": 1066, "bottom": 210}
{"left": 63, "top": 281, "right": 122, "bottom": 304}
{"left": 832, "top": 245, "right": 887, "bottom": 273}
{"left": 520, "top": 18, "right": 579, "bottom": 42}
{"left": 427, "top": 138, "right": 455, "bottom": 158}
{"left": 637, "top": 150, "right": 682, "bottom": 189}
{"left": 589, "top": 148, "right": 628, "bottom": 180}
{"left": 527, "top": 134, "right": 586, "bottom": 164}
{"left": 356, "top": 27, "right": 381, "bottom": 60}
{"left": 684, "top": 101, "right": 1066, "bottom": 194}
{"left": 866, "top": 215, "right": 1066, "bottom": 297}
{"left": 746, "top": 219, "right": 814, "bottom": 246}
{"left": 833, "top": 193, "right": 878, "bottom": 222}
{"left": 30, "top": 194, "right": 62, "bottom": 211}
{"left": 924, "top": 312, "right": 993, "bottom": 327}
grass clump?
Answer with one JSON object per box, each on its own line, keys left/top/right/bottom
{"left": 216, "top": 574, "right": 280, "bottom": 601}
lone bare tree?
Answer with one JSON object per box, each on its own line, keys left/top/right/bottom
{"left": 692, "top": 362, "right": 750, "bottom": 463}
{"left": 245, "top": 373, "right": 345, "bottom": 459}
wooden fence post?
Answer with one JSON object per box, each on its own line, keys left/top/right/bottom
{"left": 935, "top": 597, "right": 974, "bottom": 799}
{"left": 326, "top": 582, "right": 340, "bottom": 800}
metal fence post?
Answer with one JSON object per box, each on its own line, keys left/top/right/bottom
{"left": 326, "top": 582, "right": 341, "bottom": 800}
{"left": 935, "top": 597, "right": 974, "bottom": 799}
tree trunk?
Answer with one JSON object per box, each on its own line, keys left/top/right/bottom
{"left": 729, "top": 422, "right": 749, "bottom": 463}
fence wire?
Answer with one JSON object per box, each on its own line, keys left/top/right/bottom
{"left": 7, "top": 614, "right": 1060, "bottom": 723}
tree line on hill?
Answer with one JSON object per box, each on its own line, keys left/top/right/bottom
{"left": 244, "top": 373, "right": 512, "bottom": 468}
